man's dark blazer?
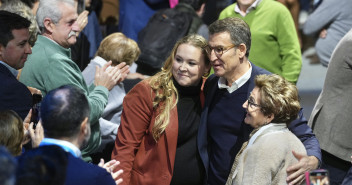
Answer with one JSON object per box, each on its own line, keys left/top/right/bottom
{"left": 0, "top": 63, "right": 32, "bottom": 120}
{"left": 18, "top": 145, "right": 116, "bottom": 185}
{"left": 65, "top": 149, "right": 116, "bottom": 185}
{"left": 197, "top": 62, "right": 322, "bottom": 181}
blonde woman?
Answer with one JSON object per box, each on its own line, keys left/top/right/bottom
{"left": 111, "top": 34, "right": 211, "bottom": 185}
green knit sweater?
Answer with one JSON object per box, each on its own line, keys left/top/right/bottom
{"left": 20, "top": 35, "right": 109, "bottom": 161}
{"left": 219, "top": 0, "right": 301, "bottom": 83}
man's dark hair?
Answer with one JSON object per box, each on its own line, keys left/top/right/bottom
{"left": 40, "top": 85, "right": 90, "bottom": 139}
{"left": 179, "top": 0, "right": 206, "bottom": 11}
{"left": 0, "top": 10, "right": 31, "bottom": 47}
{"left": 16, "top": 145, "right": 68, "bottom": 185}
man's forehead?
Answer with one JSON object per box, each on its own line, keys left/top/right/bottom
{"left": 59, "top": 3, "right": 78, "bottom": 21}
{"left": 208, "top": 32, "right": 232, "bottom": 46}
{"left": 11, "top": 28, "right": 30, "bottom": 40}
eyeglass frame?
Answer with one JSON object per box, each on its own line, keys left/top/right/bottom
{"left": 247, "top": 96, "right": 261, "bottom": 110}
{"left": 205, "top": 44, "right": 237, "bottom": 58}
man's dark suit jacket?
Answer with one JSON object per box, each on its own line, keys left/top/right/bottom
{"left": 0, "top": 63, "right": 32, "bottom": 120}
{"left": 18, "top": 145, "right": 116, "bottom": 185}
{"left": 65, "top": 148, "right": 116, "bottom": 185}
{"left": 197, "top": 63, "right": 322, "bottom": 182}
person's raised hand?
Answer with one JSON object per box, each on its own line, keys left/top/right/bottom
{"left": 94, "top": 61, "right": 122, "bottom": 91}
{"left": 28, "top": 120, "right": 44, "bottom": 148}
{"left": 114, "top": 62, "right": 130, "bottom": 84}
{"left": 75, "top": 10, "right": 89, "bottom": 36}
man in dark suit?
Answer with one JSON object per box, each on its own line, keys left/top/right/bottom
{"left": 197, "top": 17, "right": 321, "bottom": 185}
{"left": 30, "top": 85, "right": 122, "bottom": 185}
{"left": 0, "top": 10, "right": 32, "bottom": 120}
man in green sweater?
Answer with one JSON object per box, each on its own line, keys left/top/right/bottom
{"left": 20, "top": 0, "right": 129, "bottom": 161}
{"left": 219, "top": 0, "right": 301, "bottom": 84}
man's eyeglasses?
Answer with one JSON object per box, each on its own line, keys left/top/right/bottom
{"left": 247, "top": 96, "right": 261, "bottom": 109}
{"left": 205, "top": 44, "right": 236, "bottom": 58}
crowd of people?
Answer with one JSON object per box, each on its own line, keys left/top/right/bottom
{"left": 0, "top": 0, "right": 351, "bottom": 185}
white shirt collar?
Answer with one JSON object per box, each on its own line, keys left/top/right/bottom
{"left": 39, "top": 138, "right": 82, "bottom": 158}
{"left": 0, "top": 61, "right": 19, "bottom": 77}
{"left": 218, "top": 62, "right": 252, "bottom": 93}
{"left": 234, "top": 0, "right": 262, "bottom": 17}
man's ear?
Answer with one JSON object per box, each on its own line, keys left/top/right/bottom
{"left": 238, "top": 43, "right": 247, "bottom": 59}
{"left": 0, "top": 44, "right": 5, "bottom": 60}
{"left": 80, "top": 117, "right": 89, "bottom": 136}
{"left": 43, "top": 18, "right": 54, "bottom": 34}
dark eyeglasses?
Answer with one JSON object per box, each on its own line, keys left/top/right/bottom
{"left": 205, "top": 44, "right": 236, "bottom": 58}
{"left": 247, "top": 96, "right": 261, "bottom": 109}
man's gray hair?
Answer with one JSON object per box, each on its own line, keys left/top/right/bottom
{"left": 209, "top": 17, "right": 252, "bottom": 58}
{"left": 36, "top": 0, "right": 75, "bottom": 32}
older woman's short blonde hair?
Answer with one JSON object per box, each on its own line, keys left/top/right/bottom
{"left": 96, "top": 32, "right": 140, "bottom": 66}
{"left": 0, "top": 110, "right": 24, "bottom": 156}
{"left": 255, "top": 74, "right": 300, "bottom": 124}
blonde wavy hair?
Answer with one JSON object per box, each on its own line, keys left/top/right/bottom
{"left": 255, "top": 74, "right": 301, "bottom": 125}
{"left": 149, "top": 34, "right": 210, "bottom": 141}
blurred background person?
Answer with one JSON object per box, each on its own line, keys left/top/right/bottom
{"left": 302, "top": 0, "right": 352, "bottom": 67}
{"left": 0, "top": 110, "right": 43, "bottom": 156}
{"left": 0, "top": 146, "right": 16, "bottom": 185}
{"left": 111, "top": 34, "right": 210, "bottom": 185}
{"left": 226, "top": 74, "right": 306, "bottom": 185}
{"left": 219, "top": 0, "right": 302, "bottom": 84}
{"left": 136, "top": 0, "right": 208, "bottom": 76}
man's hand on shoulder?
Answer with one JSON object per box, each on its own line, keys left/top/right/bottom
{"left": 286, "top": 150, "right": 319, "bottom": 185}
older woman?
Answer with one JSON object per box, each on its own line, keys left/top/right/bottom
{"left": 82, "top": 32, "right": 141, "bottom": 142}
{"left": 111, "top": 34, "right": 211, "bottom": 185}
{"left": 226, "top": 74, "right": 307, "bottom": 185}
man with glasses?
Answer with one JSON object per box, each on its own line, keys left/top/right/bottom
{"left": 197, "top": 17, "right": 321, "bottom": 185}
{"left": 219, "top": 0, "right": 301, "bottom": 84}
